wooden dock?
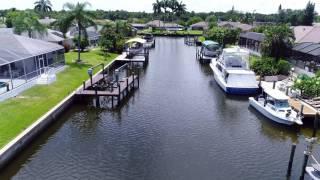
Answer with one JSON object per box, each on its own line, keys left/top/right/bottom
{"left": 289, "top": 98, "right": 317, "bottom": 118}
{"left": 77, "top": 73, "right": 139, "bottom": 108}
{"left": 115, "top": 53, "right": 148, "bottom": 64}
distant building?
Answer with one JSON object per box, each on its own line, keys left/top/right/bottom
{"left": 239, "top": 32, "right": 265, "bottom": 56}
{"left": 146, "top": 20, "right": 184, "bottom": 31}
{"left": 218, "top": 21, "right": 253, "bottom": 32}
{"left": 38, "top": 17, "right": 56, "bottom": 26}
{"left": 131, "top": 23, "right": 147, "bottom": 30}
{"left": 67, "top": 25, "right": 103, "bottom": 46}
{"left": 190, "top": 21, "right": 209, "bottom": 30}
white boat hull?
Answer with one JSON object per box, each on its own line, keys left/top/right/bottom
{"left": 249, "top": 97, "right": 302, "bottom": 125}
{"left": 210, "top": 63, "right": 259, "bottom": 95}
{"left": 306, "top": 166, "right": 320, "bottom": 180}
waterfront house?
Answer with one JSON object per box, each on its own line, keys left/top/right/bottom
{"left": 190, "top": 21, "right": 209, "bottom": 30}
{"left": 293, "top": 26, "right": 320, "bottom": 43}
{"left": 0, "top": 33, "right": 65, "bottom": 100}
{"left": 287, "top": 26, "right": 320, "bottom": 75}
{"left": 131, "top": 23, "right": 147, "bottom": 30}
{"left": 146, "top": 20, "right": 184, "bottom": 31}
{"left": 218, "top": 21, "right": 253, "bottom": 32}
{"left": 289, "top": 42, "right": 320, "bottom": 75}
{"left": 0, "top": 28, "right": 67, "bottom": 45}
{"left": 67, "top": 25, "right": 103, "bottom": 47}
{"left": 238, "top": 32, "right": 265, "bottom": 56}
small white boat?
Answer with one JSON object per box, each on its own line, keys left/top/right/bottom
{"left": 125, "top": 38, "right": 147, "bottom": 58}
{"left": 249, "top": 88, "right": 303, "bottom": 125}
{"left": 143, "top": 33, "right": 155, "bottom": 48}
{"left": 209, "top": 46, "right": 259, "bottom": 95}
{"left": 197, "top": 40, "right": 221, "bottom": 63}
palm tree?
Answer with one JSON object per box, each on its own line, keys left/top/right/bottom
{"left": 60, "top": 2, "right": 96, "bottom": 62}
{"left": 12, "top": 11, "right": 47, "bottom": 38}
{"left": 152, "top": 0, "right": 162, "bottom": 15}
{"left": 34, "top": 0, "right": 53, "bottom": 17}
{"left": 175, "top": 1, "right": 186, "bottom": 16}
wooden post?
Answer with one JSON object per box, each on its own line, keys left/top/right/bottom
{"left": 111, "top": 96, "right": 114, "bottom": 108}
{"left": 90, "top": 75, "right": 93, "bottom": 87}
{"left": 273, "top": 81, "right": 276, "bottom": 89}
{"left": 300, "top": 105, "right": 304, "bottom": 117}
{"left": 102, "top": 64, "right": 105, "bottom": 78}
{"left": 118, "top": 83, "right": 121, "bottom": 105}
{"left": 286, "top": 144, "right": 296, "bottom": 177}
{"left": 95, "top": 85, "right": 100, "bottom": 108}
{"left": 137, "top": 69, "right": 140, "bottom": 88}
{"left": 300, "top": 153, "right": 309, "bottom": 180}
{"left": 312, "top": 113, "right": 319, "bottom": 137}
{"left": 83, "top": 81, "right": 85, "bottom": 90}
{"left": 126, "top": 78, "right": 129, "bottom": 94}
{"left": 133, "top": 73, "right": 135, "bottom": 88}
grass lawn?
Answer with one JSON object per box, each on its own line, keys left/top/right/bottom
{"left": 0, "top": 49, "right": 117, "bottom": 148}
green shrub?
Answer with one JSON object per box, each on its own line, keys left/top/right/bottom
{"left": 250, "top": 57, "right": 291, "bottom": 76}
{"left": 277, "top": 59, "right": 291, "bottom": 75}
{"left": 293, "top": 75, "right": 320, "bottom": 98}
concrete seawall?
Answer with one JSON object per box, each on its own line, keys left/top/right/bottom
{"left": 0, "top": 59, "right": 117, "bottom": 170}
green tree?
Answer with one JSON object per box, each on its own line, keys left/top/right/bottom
{"left": 261, "top": 25, "right": 294, "bottom": 61}
{"left": 302, "top": 1, "right": 316, "bottom": 25}
{"left": 73, "top": 35, "right": 89, "bottom": 52}
{"left": 99, "top": 23, "right": 125, "bottom": 53}
{"left": 5, "top": 10, "right": 19, "bottom": 28}
{"left": 34, "top": 0, "right": 53, "bottom": 18}
{"left": 205, "top": 27, "right": 240, "bottom": 46}
{"left": 278, "top": 4, "right": 286, "bottom": 23}
{"left": 206, "top": 15, "right": 217, "bottom": 28}
{"left": 12, "top": 11, "right": 47, "bottom": 38}
{"left": 59, "top": 2, "right": 96, "bottom": 62}
{"left": 187, "top": 16, "right": 202, "bottom": 26}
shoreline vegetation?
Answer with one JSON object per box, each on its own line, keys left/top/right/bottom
{"left": 0, "top": 49, "right": 117, "bottom": 148}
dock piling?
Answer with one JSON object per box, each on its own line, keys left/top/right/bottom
{"left": 286, "top": 144, "right": 296, "bottom": 177}
{"left": 273, "top": 81, "right": 276, "bottom": 89}
{"left": 312, "top": 113, "right": 319, "bottom": 138}
{"left": 300, "top": 105, "right": 304, "bottom": 117}
{"left": 94, "top": 85, "right": 100, "bottom": 108}
{"left": 126, "top": 78, "right": 129, "bottom": 94}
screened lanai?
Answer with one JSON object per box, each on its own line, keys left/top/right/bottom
{"left": 290, "top": 42, "right": 320, "bottom": 73}
{"left": 0, "top": 33, "right": 65, "bottom": 95}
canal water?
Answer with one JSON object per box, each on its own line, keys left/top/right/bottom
{"left": 1, "top": 37, "right": 319, "bottom": 180}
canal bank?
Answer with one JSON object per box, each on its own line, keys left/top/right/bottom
{"left": 0, "top": 37, "right": 319, "bottom": 180}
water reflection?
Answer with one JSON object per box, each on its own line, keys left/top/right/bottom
{"left": 0, "top": 37, "right": 319, "bottom": 180}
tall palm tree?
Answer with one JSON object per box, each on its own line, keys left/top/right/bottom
{"left": 60, "top": 2, "right": 96, "bottom": 62}
{"left": 34, "top": 0, "right": 53, "bottom": 17}
{"left": 152, "top": 0, "right": 162, "bottom": 15}
{"left": 12, "top": 11, "right": 47, "bottom": 38}
{"left": 175, "top": 1, "right": 186, "bottom": 16}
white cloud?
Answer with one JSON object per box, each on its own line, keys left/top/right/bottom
{"left": 1, "top": 0, "right": 319, "bottom": 14}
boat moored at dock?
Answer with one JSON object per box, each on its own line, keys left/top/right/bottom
{"left": 196, "top": 40, "right": 221, "bottom": 63}
{"left": 249, "top": 87, "right": 303, "bottom": 125}
{"left": 209, "top": 46, "right": 259, "bottom": 95}
{"left": 142, "top": 33, "right": 155, "bottom": 48}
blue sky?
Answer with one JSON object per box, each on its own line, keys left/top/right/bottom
{"left": 1, "top": 0, "right": 319, "bottom": 14}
